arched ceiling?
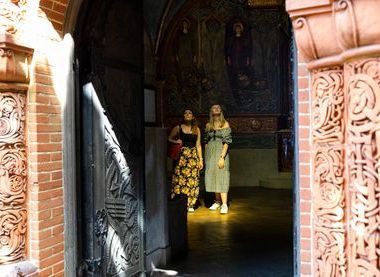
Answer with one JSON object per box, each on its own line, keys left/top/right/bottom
{"left": 144, "top": 0, "right": 187, "bottom": 54}
{"left": 144, "top": 0, "right": 284, "bottom": 55}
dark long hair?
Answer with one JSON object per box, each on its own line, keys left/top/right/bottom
{"left": 181, "top": 109, "right": 198, "bottom": 135}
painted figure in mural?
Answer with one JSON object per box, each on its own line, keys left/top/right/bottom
{"left": 168, "top": 109, "right": 203, "bottom": 212}
{"left": 204, "top": 104, "right": 232, "bottom": 214}
{"left": 201, "top": 17, "right": 228, "bottom": 109}
{"left": 174, "top": 18, "right": 197, "bottom": 82}
{"left": 225, "top": 19, "right": 253, "bottom": 104}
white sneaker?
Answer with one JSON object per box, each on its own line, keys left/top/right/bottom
{"left": 188, "top": 207, "right": 195, "bottom": 212}
{"left": 220, "top": 204, "right": 228, "bottom": 214}
{"left": 209, "top": 202, "right": 221, "bottom": 210}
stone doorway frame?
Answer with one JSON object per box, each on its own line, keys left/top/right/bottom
{"left": 61, "top": 1, "right": 301, "bottom": 276}
{"left": 288, "top": 0, "right": 380, "bottom": 276}
{"left": 62, "top": 1, "right": 83, "bottom": 276}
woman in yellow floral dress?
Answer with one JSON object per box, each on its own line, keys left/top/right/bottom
{"left": 168, "top": 109, "right": 203, "bottom": 212}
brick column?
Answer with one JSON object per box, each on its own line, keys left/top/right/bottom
{"left": 297, "top": 55, "right": 313, "bottom": 276}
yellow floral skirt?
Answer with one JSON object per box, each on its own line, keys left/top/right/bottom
{"left": 171, "top": 147, "right": 200, "bottom": 208}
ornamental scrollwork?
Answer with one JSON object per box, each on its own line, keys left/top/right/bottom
{"left": 94, "top": 209, "right": 108, "bottom": 246}
{"left": 104, "top": 125, "right": 140, "bottom": 275}
{"left": 314, "top": 147, "right": 346, "bottom": 276}
{"left": 0, "top": 92, "right": 26, "bottom": 264}
{"left": 0, "top": 0, "right": 27, "bottom": 34}
{"left": 292, "top": 17, "right": 318, "bottom": 61}
{"left": 312, "top": 69, "right": 344, "bottom": 144}
{"left": 333, "top": 0, "right": 359, "bottom": 50}
{"left": 346, "top": 58, "right": 380, "bottom": 276}
{"left": 311, "top": 67, "right": 346, "bottom": 276}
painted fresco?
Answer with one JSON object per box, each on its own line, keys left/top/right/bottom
{"left": 160, "top": 0, "right": 290, "bottom": 116}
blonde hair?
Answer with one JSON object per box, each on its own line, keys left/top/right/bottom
{"left": 206, "top": 105, "right": 226, "bottom": 131}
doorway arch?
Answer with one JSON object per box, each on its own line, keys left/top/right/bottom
{"left": 61, "top": 2, "right": 300, "bottom": 274}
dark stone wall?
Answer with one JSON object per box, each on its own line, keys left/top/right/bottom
{"left": 158, "top": 1, "right": 290, "bottom": 116}
{"left": 155, "top": 0, "right": 291, "bottom": 150}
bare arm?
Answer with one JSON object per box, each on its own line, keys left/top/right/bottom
{"left": 168, "top": 125, "right": 181, "bottom": 144}
{"left": 220, "top": 143, "right": 229, "bottom": 159}
{"left": 196, "top": 127, "right": 203, "bottom": 161}
{"left": 218, "top": 122, "right": 230, "bottom": 169}
{"left": 196, "top": 127, "right": 204, "bottom": 169}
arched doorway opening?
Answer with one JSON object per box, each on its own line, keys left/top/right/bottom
{"left": 152, "top": 0, "right": 297, "bottom": 275}
{"left": 67, "top": 0, "right": 298, "bottom": 275}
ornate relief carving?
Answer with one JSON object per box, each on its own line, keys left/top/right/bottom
{"left": 292, "top": 17, "right": 318, "bottom": 62}
{"left": 346, "top": 58, "right": 380, "bottom": 276}
{"left": 333, "top": 0, "right": 359, "bottom": 50}
{"left": 312, "top": 69, "right": 344, "bottom": 143}
{"left": 0, "top": 0, "right": 27, "bottom": 34}
{"left": 104, "top": 126, "right": 140, "bottom": 275}
{"left": 0, "top": 92, "right": 26, "bottom": 264}
{"left": 250, "top": 119, "right": 262, "bottom": 131}
{"left": 0, "top": 37, "right": 33, "bottom": 83}
{"left": 94, "top": 209, "right": 107, "bottom": 246}
{"left": 0, "top": 48, "right": 12, "bottom": 58}
{"left": 311, "top": 67, "right": 346, "bottom": 275}
{"left": 247, "top": 0, "right": 282, "bottom": 7}
{"left": 229, "top": 117, "right": 278, "bottom": 133}
{"left": 313, "top": 146, "right": 346, "bottom": 276}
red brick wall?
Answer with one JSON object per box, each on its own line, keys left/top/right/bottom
{"left": 28, "top": 59, "right": 64, "bottom": 276}
{"left": 297, "top": 54, "right": 312, "bottom": 276}
{"left": 25, "top": 0, "right": 69, "bottom": 275}
{"left": 39, "top": 0, "right": 68, "bottom": 34}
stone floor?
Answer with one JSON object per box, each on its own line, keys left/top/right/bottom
{"left": 167, "top": 187, "right": 293, "bottom": 277}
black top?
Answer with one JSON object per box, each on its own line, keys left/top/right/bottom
{"left": 180, "top": 127, "right": 197, "bottom": 148}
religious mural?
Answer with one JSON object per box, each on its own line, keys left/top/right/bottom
{"left": 159, "top": 0, "right": 290, "bottom": 116}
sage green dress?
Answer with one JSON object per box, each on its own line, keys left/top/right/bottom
{"left": 204, "top": 128, "right": 232, "bottom": 192}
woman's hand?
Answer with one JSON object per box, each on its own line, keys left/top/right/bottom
{"left": 175, "top": 139, "right": 183, "bottom": 144}
{"left": 218, "top": 157, "right": 225, "bottom": 169}
{"left": 198, "top": 159, "right": 203, "bottom": 170}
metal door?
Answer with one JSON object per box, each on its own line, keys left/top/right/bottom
{"left": 79, "top": 81, "right": 144, "bottom": 276}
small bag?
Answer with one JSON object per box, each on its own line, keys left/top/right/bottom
{"left": 167, "top": 125, "right": 182, "bottom": 160}
{"left": 167, "top": 143, "right": 182, "bottom": 160}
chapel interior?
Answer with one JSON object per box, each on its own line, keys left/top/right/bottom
{"left": 145, "top": 0, "right": 294, "bottom": 275}
{"left": 74, "top": 0, "right": 294, "bottom": 275}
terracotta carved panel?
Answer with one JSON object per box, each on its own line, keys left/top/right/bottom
{"left": 346, "top": 58, "right": 380, "bottom": 276}
{"left": 0, "top": 47, "right": 31, "bottom": 83}
{"left": 0, "top": 92, "right": 26, "bottom": 264}
{"left": 312, "top": 68, "right": 344, "bottom": 144}
{"left": 312, "top": 67, "right": 346, "bottom": 276}
{"left": 0, "top": 0, "right": 27, "bottom": 34}
{"left": 287, "top": 0, "right": 380, "bottom": 274}
{"left": 313, "top": 146, "right": 346, "bottom": 276}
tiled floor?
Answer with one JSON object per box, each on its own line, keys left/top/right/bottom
{"left": 168, "top": 187, "right": 293, "bottom": 277}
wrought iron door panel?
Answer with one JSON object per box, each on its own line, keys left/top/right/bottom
{"left": 81, "top": 83, "right": 144, "bottom": 276}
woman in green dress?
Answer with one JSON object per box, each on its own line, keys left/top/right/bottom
{"left": 168, "top": 109, "right": 203, "bottom": 212}
{"left": 204, "top": 104, "right": 232, "bottom": 214}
